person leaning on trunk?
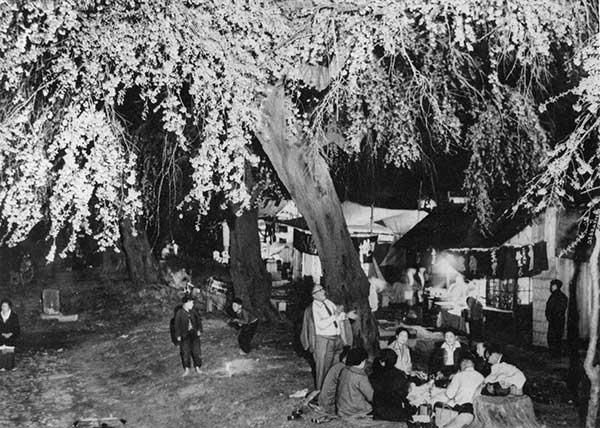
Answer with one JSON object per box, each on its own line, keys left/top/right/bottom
{"left": 174, "top": 294, "right": 203, "bottom": 377}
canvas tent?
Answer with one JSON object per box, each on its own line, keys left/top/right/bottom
{"left": 277, "top": 201, "right": 428, "bottom": 283}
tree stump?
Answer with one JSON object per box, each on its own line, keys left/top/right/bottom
{"left": 469, "top": 394, "right": 542, "bottom": 428}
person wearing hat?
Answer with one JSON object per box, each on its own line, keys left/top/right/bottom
{"left": 309, "top": 285, "right": 356, "bottom": 390}
{"left": 545, "top": 279, "right": 568, "bottom": 357}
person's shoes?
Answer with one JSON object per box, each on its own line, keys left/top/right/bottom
{"left": 195, "top": 367, "right": 204, "bottom": 375}
{"left": 239, "top": 350, "right": 248, "bottom": 356}
{"left": 182, "top": 368, "right": 190, "bottom": 377}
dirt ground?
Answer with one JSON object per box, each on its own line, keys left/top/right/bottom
{"left": 0, "top": 277, "right": 588, "bottom": 428}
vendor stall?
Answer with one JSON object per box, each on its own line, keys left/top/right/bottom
{"left": 432, "top": 242, "right": 548, "bottom": 344}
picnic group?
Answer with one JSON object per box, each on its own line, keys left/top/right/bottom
{"left": 299, "top": 284, "right": 530, "bottom": 428}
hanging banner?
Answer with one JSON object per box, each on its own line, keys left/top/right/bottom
{"left": 293, "top": 229, "right": 318, "bottom": 255}
{"left": 442, "top": 241, "right": 548, "bottom": 279}
{"left": 293, "top": 229, "right": 377, "bottom": 261}
{"left": 354, "top": 235, "right": 378, "bottom": 263}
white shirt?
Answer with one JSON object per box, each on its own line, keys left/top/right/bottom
{"left": 485, "top": 362, "right": 527, "bottom": 389}
{"left": 369, "top": 283, "right": 379, "bottom": 312}
{"left": 441, "top": 341, "right": 461, "bottom": 366}
{"left": 1, "top": 310, "right": 10, "bottom": 323}
{"left": 446, "top": 367, "right": 484, "bottom": 405}
{"left": 312, "top": 299, "right": 340, "bottom": 336}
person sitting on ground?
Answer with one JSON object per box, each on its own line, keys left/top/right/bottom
{"left": 482, "top": 344, "right": 526, "bottom": 396}
{"left": 318, "top": 346, "right": 351, "bottom": 414}
{"left": 336, "top": 348, "right": 374, "bottom": 418}
{"left": 0, "top": 298, "right": 20, "bottom": 371}
{"left": 434, "top": 357, "right": 485, "bottom": 428}
{"left": 429, "top": 330, "right": 467, "bottom": 387}
{"left": 174, "top": 294, "right": 203, "bottom": 377}
{"left": 389, "top": 327, "right": 427, "bottom": 382}
{"left": 369, "top": 348, "right": 411, "bottom": 422}
{"left": 231, "top": 298, "right": 259, "bottom": 356}
{"left": 472, "top": 342, "right": 491, "bottom": 377}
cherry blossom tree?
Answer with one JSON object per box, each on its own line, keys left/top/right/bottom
{"left": 0, "top": 0, "right": 290, "bottom": 292}
{"left": 260, "top": 0, "right": 588, "bottom": 350}
{"left": 519, "top": 28, "right": 600, "bottom": 427}
{"left": 0, "top": 0, "right": 594, "bottom": 349}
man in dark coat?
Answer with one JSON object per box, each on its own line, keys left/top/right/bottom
{"left": 545, "top": 279, "right": 568, "bottom": 357}
{"left": 465, "top": 296, "right": 484, "bottom": 343}
{"left": 174, "top": 295, "right": 203, "bottom": 376}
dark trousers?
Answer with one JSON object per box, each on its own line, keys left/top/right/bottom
{"left": 180, "top": 333, "right": 202, "bottom": 369}
{"left": 547, "top": 319, "right": 564, "bottom": 357}
{"left": 239, "top": 321, "right": 258, "bottom": 353}
{"left": 481, "top": 382, "right": 511, "bottom": 396}
{"left": 0, "top": 351, "right": 15, "bottom": 370}
{"left": 469, "top": 319, "right": 484, "bottom": 342}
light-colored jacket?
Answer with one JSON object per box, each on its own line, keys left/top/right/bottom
{"left": 389, "top": 340, "right": 412, "bottom": 374}
{"left": 485, "top": 362, "right": 526, "bottom": 389}
{"left": 300, "top": 305, "right": 353, "bottom": 353}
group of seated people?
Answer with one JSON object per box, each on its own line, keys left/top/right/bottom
{"left": 316, "top": 328, "right": 526, "bottom": 428}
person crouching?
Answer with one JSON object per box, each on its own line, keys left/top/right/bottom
{"left": 174, "top": 295, "right": 203, "bottom": 377}
{"left": 482, "top": 344, "right": 526, "bottom": 396}
{"left": 231, "top": 298, "right": 259, "bottom": 355}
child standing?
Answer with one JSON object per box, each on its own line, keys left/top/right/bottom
{"left": 174, "top": 295, "right": 203, "bottom": 376}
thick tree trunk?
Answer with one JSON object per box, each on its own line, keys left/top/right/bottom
{"left": 119, "top": 217, "right": 161, "bottom": 285}
{"left": 567, "top": 263, "right": 584, "bottom": 403}
{"left": 584, "top": 225, "right": 600, "bottom": 428}
{"left": 228, "top": 206, "right": 279, "bottom": 322}
{"left": 256, "top": 85, "right": 378, "bottom": 354}
{"left": 470, "top": 394, "right": 541, "bottom": 428}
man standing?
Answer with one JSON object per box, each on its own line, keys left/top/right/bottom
{"left": 174, "top": 295, "right": 203, "bottom": 377}
{"left": 310, "top": 285, "right": 355, "bottom": 390}
{"left": 465, "top": 296, "right": 484, "bottom": 343}
{"left": 545, "top": 279, "right": 568, "bottom": 357}
{"left": 414, "top": 266, "right": 428, "bottom": 305}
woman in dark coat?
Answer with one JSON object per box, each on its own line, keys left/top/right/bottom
{"left": 0, "top": 298, "right": 20, "bottom": 346}
{"left": 369, "top": 348, "right": 412, "bottom": 422}
{"left": 0, "top": 298, "right": 20, "bottom": 370}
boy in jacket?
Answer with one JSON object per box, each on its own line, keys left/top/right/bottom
{"left": 174, "top": 295, "right": 203, "bottom": 376}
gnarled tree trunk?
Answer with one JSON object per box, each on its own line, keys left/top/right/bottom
{"left": 470, "top": 394, "right": 541, "bottom": 428}
{"left": 584, "top": 225, "right": 600, "bottom": 428}
{"left": 256, "top": 85, "right": 378, "bottom": 354}
{"left": 228, "top": 206, "right": 279, "bottom": 322}
{"left": 120, "top": 217, "right": 161, "bottom": 285}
